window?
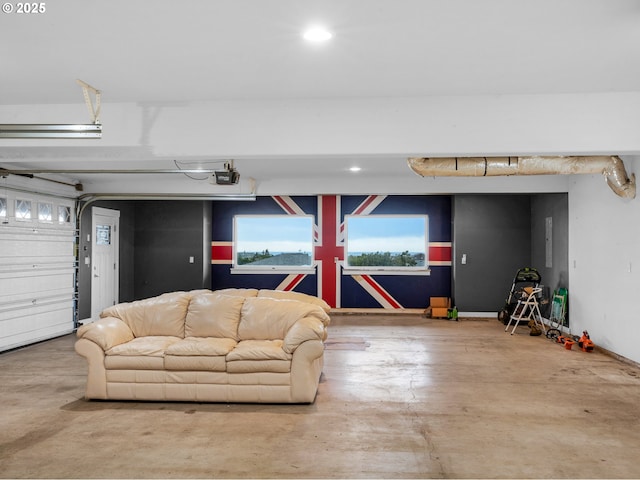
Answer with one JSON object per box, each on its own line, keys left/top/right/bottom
{"left": 234, "top": 215, "right": 314, "bottom": 270}
{"left": 96, "top": 225, "right": 111, "bottom": 245}
{"left": 58, "top": 205, "right": 71, "bottom": 224}
{"left": 38, "top": 202, "right": 53, "bottom": 222}
{"left": 0, "top": 197, "right": 6, "bottom": 219}
{"left": 344, "top": 215, "right": 428, "bottom": 271}
{"left": 15, "top": 199, "right": 31, "bottom": 221}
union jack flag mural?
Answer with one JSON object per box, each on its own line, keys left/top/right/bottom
{"left": 211, "top": 194, "right": 451, "bottom": 309}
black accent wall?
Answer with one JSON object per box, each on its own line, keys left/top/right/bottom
{"left": 77, "top": 200, "right": 211, "bottom": 319}
{"left": 453, "top": 195, "right": 532, "bottom": 311}
{"left": 133, "top": 201, "right": 212, "bottom": 299}
{"left": 453, "top": 193, "right": 568, "bottom": 312}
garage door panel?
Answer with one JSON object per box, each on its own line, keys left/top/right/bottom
{"left": 0, "top": 192, "right": 76, "bottom": 352}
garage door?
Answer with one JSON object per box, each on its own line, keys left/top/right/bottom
{"left": 0, "top": 189, "right": 76, "bottom": 352}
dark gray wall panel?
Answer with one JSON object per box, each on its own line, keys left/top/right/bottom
{"left": 453, "top": 195, "right": 532, "bottom": 311}
{"left": 133, "top": 201, "right": 210, "bottom": 299}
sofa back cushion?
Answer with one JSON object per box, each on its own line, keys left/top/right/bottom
{"left": 257, "top": 289, "right": 331, "bottom": 315}
{"left": 213, "top": 288, "right": 259, "bottom": 298}
{"left": 100, "top": 291, "right": 189, "bottom": 338}
{"left": 185, "top": 293, "right": 245, "bottom": 340}
{"left": 238, "top": 297, "right": 328, "bottom": 341}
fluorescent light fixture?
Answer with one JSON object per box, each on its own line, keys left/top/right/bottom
{"left": 349, "top": 166, "right": 362, "bottom": 172}
{"left": 0, "top": 124, "right": 102, "bottom": 139}
{"left": 303, "top": 27, "right": 332, "bottom": 42}
{"left": 81, "top": 193, "right": 256, "bottom": 202}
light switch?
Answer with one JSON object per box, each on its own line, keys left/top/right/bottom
{"left": 189, "top": 256, "right": 194, "bottom": 264}
{"left": 461, "top": 254, "right": 467, "bottom": 265}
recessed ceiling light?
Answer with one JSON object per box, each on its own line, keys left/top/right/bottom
{"left": 349, "top": 166, "right": 362, "bottom": 172}
{"left": 303, "top": 27, "right": 333, "bottom": 42}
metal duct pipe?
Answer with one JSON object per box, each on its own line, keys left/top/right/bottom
{"left": 407, "top": 155, "right": 636, "bottom": 199}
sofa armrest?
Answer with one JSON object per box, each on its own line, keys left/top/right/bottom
{"left": 74, "top": 338, "right": 108, "bottom": 399}
{"left": 76, "top": 317, "right": 134, "bottom": 351}
{"left": 283, "top": 316, "right": 327, "bottom": 354}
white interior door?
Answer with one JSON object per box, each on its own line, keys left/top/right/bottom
{"left": 91, "top": 207, "right": 120, "bottom": 319}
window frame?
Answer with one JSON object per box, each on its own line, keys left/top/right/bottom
{"left": 58, "top": 205, "right": 72, "bottom": 225}
{"left": 38, "top": 202, "right": 53, "bottom": 223}
{"left": 231, "top": 214, "right": 316, "bottom": 274}
{"left": 343, "top": 214, "right": 430, "bottom": 274}
{"left": 0, "top": 196, "right": 6, "bottom": 220}
{"left": 15, "top": 198, "right": 32, "bottom": 222}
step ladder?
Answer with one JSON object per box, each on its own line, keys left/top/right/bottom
{"left": 505, "top": 287, "right": 546, "bottom": 335}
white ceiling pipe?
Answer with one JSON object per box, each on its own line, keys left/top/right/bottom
{"left": 407, "top": 155, "right": 636, "bottom": 199}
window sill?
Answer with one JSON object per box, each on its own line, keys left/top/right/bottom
{"left": 343, "top": 268, "right": 431, "bottom": 276}
{"left": 231, "top": 267, "right": 316, "bottom": 275}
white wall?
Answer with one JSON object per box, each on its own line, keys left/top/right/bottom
{"left": 569, "top": 155, "right": 640, "bottom": 364}
{"left": 3, "top": 92, "right": 640, "bottom": 156}
{"left": 147, "top": 93, "right": 640, "bottom": 157}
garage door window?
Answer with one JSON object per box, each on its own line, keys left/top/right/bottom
{"left": 58, "top": 205, "right": 71, "bottom": 224}
{"left": 38, "top": 202, "right": 53, "bottom": 222}
{"left": 15, "top": 199, "right": 31, "bottom": 221}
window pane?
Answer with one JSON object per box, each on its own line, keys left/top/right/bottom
{"left": 96, "top": 225, "right": 111, "bottom": 245}
{"left": 345, "top": 215, "right": 428, "bottom": 268}
{"left": 38, "top": 202, "right": 53, "bottom": 222}
{"left": 15, "top": 199, "right": 31, "bottom": 220}
{"left": 235, "top": 215, "right": 313, "bottom": 267}
{"left": 58, "top": 205, "right": 71, "bottom": 224}
{"left": 0, "top": 197, "right": 6, "bottom": 217}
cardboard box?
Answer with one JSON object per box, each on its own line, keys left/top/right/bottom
{"left": 430, "top": 297, "right": 450, "bottom": 308}
{"left": 429, "top": 297, "right": 451, "bottom": 318}
{"left": 431, "top": 307, "right": 449, "bottom": 318}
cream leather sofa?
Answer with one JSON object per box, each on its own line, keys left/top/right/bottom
{"left": 75, "top": 289, "right": 331, "bottom": 403}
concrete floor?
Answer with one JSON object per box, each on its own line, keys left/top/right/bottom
{"left": 2, "top": 314, "right": 640, "bottom": 479}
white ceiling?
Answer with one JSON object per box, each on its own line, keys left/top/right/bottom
{"left": 3, "top": 0, "right": 640, "bottom": 103}
{"left": 1, "top": 0, "right": 639, "bottom": 194}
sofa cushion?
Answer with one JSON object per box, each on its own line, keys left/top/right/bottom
{"left": 257, "top": 289, "right": 332, "bottom": 315}
{"left": 105, "top": 356, "right": 165, "bottom": 370}
{"left": 185, "top": 293, "right": 245, "bottom": 340}
{"left": 166, "top": 337, "right": 237, "bottom": 356}
{"left": 163, "top": 337, "right": 237, "bottom": 372}
{"left": 106, "top": 336, "right": 182, "bottom": 357}
{"left": 164, "top": 356, "right": 227, "bottom": 372}
{"left": 101, "top": 291, "right": 190, "bottom": 338}
{"left": 238, "top": 297, "right": 329, "bottom": 341}
{"left": 226, "top": 360, "right": 291, "bottom": 374}
{"left": 213, "top": 288, "right": 259, "bottom": 298}
{"left": 227, "top": 339, "right": 292, "bottom": 361}
{"left": 226, "top": 340, "right": 292, "bottom": 374}
{"left": 188, "top": 288, "right": 213, "bottom": 296}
